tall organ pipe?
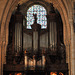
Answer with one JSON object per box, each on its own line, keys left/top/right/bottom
{"left": 48, "top": 13, "right": 57, "bottom": 51}
{"left": 14, "top": 11, "right": 23, "bottom": 53}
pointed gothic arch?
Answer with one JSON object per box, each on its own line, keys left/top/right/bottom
{"left": 0, "top": 0, "right": 73, "bottom": 75}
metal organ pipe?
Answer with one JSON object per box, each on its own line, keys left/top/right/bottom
{"left": 20, "top": 23, "right": 22, "bottom": 51}
{"left": 54, "top": 22, "right": 55, "bottom": 50}
{"left": 48, "top": 14, "right": 57, "bottom": 51}
{"left": 50, "top": 22, "right": 51, "bottom": 48}
{"left": 18, "top": 25, "right": 21, "bottom": 51}
{"left": 17, "top": 24, "right": 18, "bottom": 52}
{"left": 51, "top": 22, "right": 54, "bottom": 50}
{"left": 15, "top": 24, "right": 16, "bottom": 52}
{"left": 53, "top": 22, "right": 54, "bottom": 50}
{"left": 17, "top": 24, "right": 19, "bottom": 52}
{"left": 15, "top": 23, "right": 22, "bottom": 52}
{"left": 19, "top": 24, "right": 22, "bottom": 51}
{"left": 51, "top": 22, "right": 57, "bottom": 50}
{"left": 42, "top": 55, "right": 45, "bottom": 68}
{"left": 54, "top": 22, "right": 55, "bottom": 49}
{"left": 14, "top": 12, "right": 23, "bottom": 53}
{"left": 55, "top": 23, "right": 57, "bottom": 48}
{"left": 19, "top": 24, "right": 21, "bottom": 51}
{"left": 33, "top": 31, "right": 38, "bottom": 51}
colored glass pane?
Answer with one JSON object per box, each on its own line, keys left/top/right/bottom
{"left": 27, "top": 5, "right": 47, "bottom": 29}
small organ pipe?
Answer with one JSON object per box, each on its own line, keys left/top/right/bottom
{"left": 18, "top": 25, "right": 20, "bottom": 51}
{"left": 42, "top": 55, "right": 45, "bottom": 68}
{"left": 52, "top": 22, "right": 53, "bottom": 49}
{"left": 17, "top": 24, "right": 18, "bottom": 52}
{"left": 50, "top": 22, "right": 51, "bottom": 48}
{"left": 54, "top": 22, "right": 57, "bottom": 48}
{"left": 20, "top": 24, "right": 21, "bottom": 51}
{"left": 48, "top": 22, "right": 50, "bottom": 49}
{"left": 17, "top": 24, "right": 19, "bottom": 52}
{"left": 19, "top": 24, "right": 21, "bottom": 51}
{"left": 15, "top": 24, "right": 16, "bottom": 51}
{"left": 54, "top": 22, "right": 55, "bottom": 50}
{"left": 33, "top": 31, "right": 38, "bottom": 51}
{"left": 16, "top": 24, "right": 17, "bottom": 52}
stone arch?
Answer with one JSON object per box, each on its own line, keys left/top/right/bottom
{"left": 0, "top": 0, "right": 72, "bottom": 75}
{"left": 1, "top": 0, "right": 71, "bottom": 47}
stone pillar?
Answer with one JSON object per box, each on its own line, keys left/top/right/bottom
{"left": 0, "top": 28, "right": 7, "bottom": 75}
{"left": 0, "top": 40, "right": 6, "bottom": 75}
{"left": 0, "top": 41, "right": 2, "bottom": 75}
{"left": 71, "top": 21, "right": 75, "bottom": 75}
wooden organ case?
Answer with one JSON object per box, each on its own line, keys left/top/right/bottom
{"left": 3, "top": 4, "right": 68, "bottom": 75}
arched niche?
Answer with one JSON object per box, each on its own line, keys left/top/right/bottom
{"left": 0, "top": 0, "right": 72, "bottom": 75}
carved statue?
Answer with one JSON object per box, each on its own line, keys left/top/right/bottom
{"left": 33, "top": 14, "right": 37, "bottom": 23}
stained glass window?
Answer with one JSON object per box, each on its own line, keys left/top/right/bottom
{"left": 27, "top": 5, "right": 47, "bottom": 29}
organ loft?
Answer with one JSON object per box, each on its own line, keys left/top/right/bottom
{"left": 3, "top": 2, "right": 68, "bottom": 75}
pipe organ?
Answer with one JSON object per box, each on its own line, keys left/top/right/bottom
{"left": 15, "top": 22, "right": 22, "bottom": 52}
{"left": 3, "top": 4, "right": 68, "bottom": 75}
{"left": 48, "top": 13, "right": 57, "bottom": 51}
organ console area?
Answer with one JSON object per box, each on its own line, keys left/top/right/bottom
{"left": 3, "top": 4, "right": 68, "bottom": 75}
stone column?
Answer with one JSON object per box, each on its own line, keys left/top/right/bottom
{"left": 0, "top": 41, "right": 2, "bottom": 75}
{"left": 0, "top": 40, "right": 6, "bottom": 75}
